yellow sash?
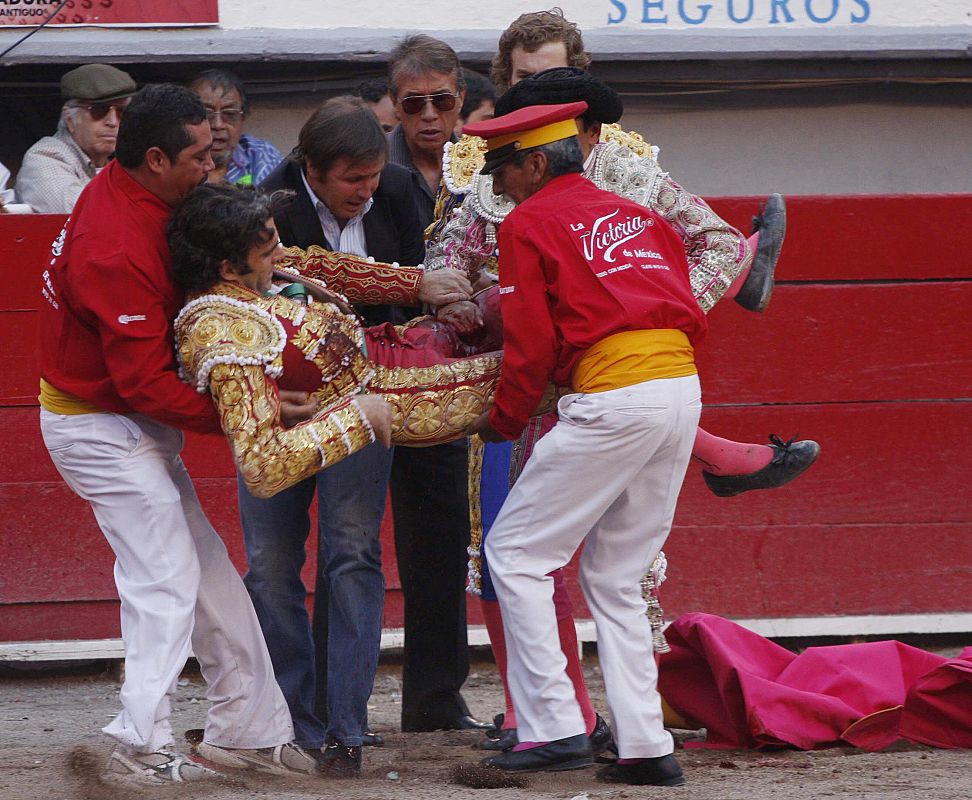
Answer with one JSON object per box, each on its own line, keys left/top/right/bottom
{"left": 571, "top": 329, "right": 697, "bottom": 393}
{"left": 38, "top": 378, "right": 100, "bottom": 415}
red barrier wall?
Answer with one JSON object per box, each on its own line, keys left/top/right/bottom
{"left": 2, "top": 196, "right": 971, "bottom": 642}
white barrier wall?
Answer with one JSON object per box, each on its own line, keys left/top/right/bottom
{"left": 217, "top": 1, "right": 967, "bottom": 31}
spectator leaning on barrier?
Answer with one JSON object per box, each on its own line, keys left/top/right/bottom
{"left": 189, "top": 68, "right": 283, "bottom": 186}
{"left": 15, "top": 63, "right": 136, "bottom": 214}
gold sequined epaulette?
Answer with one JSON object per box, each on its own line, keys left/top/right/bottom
{"left": 600, "top": 123, "right": 652, "bottom": 156}
{"left": 174, "top": 287, "right": 286, "bottom": 393}
{"left": 442, "top": 135, "right": 487, "bottom": 194}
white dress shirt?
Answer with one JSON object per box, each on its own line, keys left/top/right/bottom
{"left": 300, "top": 168, "right": 373, "bottom": 258}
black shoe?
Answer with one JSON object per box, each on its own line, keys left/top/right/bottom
{"left": 703, "top": 435, "right": 820, "bottom": 498}
{"left": 735, "top": 193, "right": 786, "bottom": 313}
{"left": 588, "top": 715, "right": 615, "bottom": 757}
{"left": 481, "top": 734, "right": 593, "bottom": 773}
{"left": 362, "top": 732, "right": 384, "bottom": 747}
{"left": 478, "top": 727, "right": 518, "bottom": 751}
{"left": 484, "top": 713, "right": 505, "bottom": 738}
{"left": 317, "top": 741, "right": 362, "bottom": 778}
{"left": 404, "top": 714, "right": 492, "bottom": 732}
{"left": 597, "top": 753, "right": 685, "bottom": 786}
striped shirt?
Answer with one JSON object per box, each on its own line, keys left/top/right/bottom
{"left": 227, "top": 134, "right": 284, "bottom": 186}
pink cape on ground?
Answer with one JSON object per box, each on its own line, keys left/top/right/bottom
{"left": 656, "top": 612, "right": 972, "bottom": 750}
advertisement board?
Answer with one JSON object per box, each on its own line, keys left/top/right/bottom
{"left": 0, "top": 0, "right": 218, "bottom": 27}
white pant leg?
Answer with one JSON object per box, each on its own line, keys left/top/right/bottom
{"left": 578, "top": 376, "right": 700, "bottom": 759}
{"left": 41, "top": 411, "right": 200, "bottom": 753}
{"left": 172, "top": 454, "right": 293, "bottom": 748}
{"left": 40, "top": 411, "right": 292, "bottom": 752}
{"left": 485, "top": 375, "right": 700, "bottom": 746}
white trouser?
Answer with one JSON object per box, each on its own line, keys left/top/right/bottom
{"left": 485, "top": 375, "right": 701, "bottom": 758}
{"left": 40, "top": 410, "right": 293, "bottom": 754}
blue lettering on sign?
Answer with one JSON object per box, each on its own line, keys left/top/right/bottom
{"left": 727, "top": 0, "right": 755, "bottom": 23}
{"left": 642, "top": 0, "right": 668, "bottom": 23}
{"left": 679, "top": 0, "right": 713, "bottom": 24}
{"left": 805, "top": 0, "right": 839, "bottom": 23}
{"left": 769, "top": 0, "right": 795, "bottom": 23}
{"left": 851, "top": 0, "right": 870, "bottom": 22}
{"left": 606, "top": 0, "right": 872, "bottom": 25}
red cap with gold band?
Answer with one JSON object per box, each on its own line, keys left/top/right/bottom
{"left": 463, "top": 100, "right": 589, "bottom": 175}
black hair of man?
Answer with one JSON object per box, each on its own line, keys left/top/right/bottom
{"left": 387, "top": 33, "right": 465, "bottom": 97}
{"left": 189, "top": 68, "right": 250, "bottom": 115}
{"left": 459, "top": 69, "right": 497, "bottom": 121}
{"left": 293, "top": 95, "right": 388, "bottom": 175}
{"left": 168, "top": 183, "right": 294, "bottom": 295}
{"left": 494, "top": 67, "right": 623, "bottom": 130}
{"left": 356, "top": 77, "right": 390, "bottom": 104}
{"left": 114, "top": 84, "right": 208, "bottom": 169}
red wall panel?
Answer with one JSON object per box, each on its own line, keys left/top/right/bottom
{"left": 707, "top": 195, "right": 972, "bottom": 282}
{"left": 3, "top": 197, "right": 971, "bottom": 644}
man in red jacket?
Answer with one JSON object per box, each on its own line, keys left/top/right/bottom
{"left": 466, "top": 102, "right": 702, "bottom": 785}
{"left": 36, "top": 85, "right": 320, "bottom": 783}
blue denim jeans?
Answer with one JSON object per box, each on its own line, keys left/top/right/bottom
{"left": 240, "top": 441, "right": 393, "bottom": 748}
{"left": 478, "top": 439, "right": 513, "bottom": 602}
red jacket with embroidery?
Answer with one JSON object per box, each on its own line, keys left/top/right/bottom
{"left": 37, "top": 161, "right": 220, "bottom": 434}
{"left": 489, "top": 173, "right": 707, "bottom": 439}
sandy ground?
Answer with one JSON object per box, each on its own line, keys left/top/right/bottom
{"left": 1, "top": 650, "right": 970, "bottom": 800}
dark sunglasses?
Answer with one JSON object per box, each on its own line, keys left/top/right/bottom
{"left": 74, "top": 101, "right": 129, "bottom": 121}
{"left": 398, "top": 92, "right": 459, "bottom": 116}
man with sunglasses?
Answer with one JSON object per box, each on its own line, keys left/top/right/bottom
{"left": 387, "top": 34, "right": 466, "bottom": 226}
{"left": 16, "top": 63, "right": 136, "bottom": 213}
{"left": 384, "top": 34, "right": 493, "bottom": 734}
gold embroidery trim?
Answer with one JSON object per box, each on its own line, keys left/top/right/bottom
{"left": 210, "top": 363, "right": 374, "bottom": 499}
{"left": 278, "top": 244, "right": 424, "bottom": 305}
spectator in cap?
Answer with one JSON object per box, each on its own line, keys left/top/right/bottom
{"left": 15, "top": 63, "right": 136, "bottom": 213}
{"left": 188, "top": 68, "right": 283, "bottom": 186}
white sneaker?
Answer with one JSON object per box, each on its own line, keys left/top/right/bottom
{"left": 193, "top": 740, "right": 318, "bottom": 776}
{"left": 104, "top": 748, "right": 223, "bottom": 784}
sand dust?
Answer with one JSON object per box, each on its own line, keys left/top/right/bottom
{"left": 1, "top": 652, "right": 969, "bottom": 800}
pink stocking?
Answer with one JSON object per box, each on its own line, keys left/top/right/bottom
{"left": 553, "top": 570, "right": 597, "bottom": 735}
{"left": 480, "top": 596, "right": 516, "bottom": 729}
{"left": 692, "top": 426, "right": 772, "bottom": 476}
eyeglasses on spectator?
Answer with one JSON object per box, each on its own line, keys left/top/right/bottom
{"left": 397, "top": 92, "right": 460, "bottom": 116}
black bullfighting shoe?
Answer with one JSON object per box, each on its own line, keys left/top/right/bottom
{"left": 588, "top": 714, "right": 616, "bottom": 758}
{"left": 735, "top": 192, "right": 786, "bottom": 313}
{"left": 484, "top": 713, "right": 505, "bottom": 738}
{"left": 478, "top": 727, "right": 518, "bottom": 751}
{"left": 481, "top": 733, "right": 593, "bottom": 773}
{"left": 596, "top": 753, "right": 685, "bottom": 786}
{"left": 703, "top": 435, "right": 821, "bottom": 498}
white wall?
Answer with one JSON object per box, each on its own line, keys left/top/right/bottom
{"left": 245, "top": 95, "right": 972, "bottom": 196}
{"left": 217, "top": 1, "right": 969, "bottom": 31}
